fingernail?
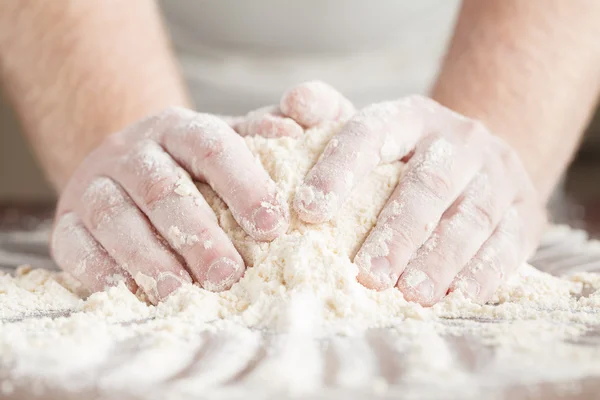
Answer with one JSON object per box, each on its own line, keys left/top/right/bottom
{"left": 456, "top": 278, "right": 481, "bottom": 300}
{"left": 401, "top": 269, "right": 435, "bottom": 304}
{"left": 251, "top": 203, "right": 287, "bottom": 239}
{"left": 355, "top": 252, "right": 395, "bottom": 290}
{"left": 370, "top": 256, "right": 391, "bottom": 279}
{"left": 157, "top": 273, "right": 184, "bottom": 299}
{"left": 415, "top": 279, "right": 435, "bottom": 303}
{"left": 204, "top": 257, "right": 241, "bottom": 292}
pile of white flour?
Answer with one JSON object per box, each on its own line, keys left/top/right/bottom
{"left": 2, "top": 123, "right": 600, "bottom": 398}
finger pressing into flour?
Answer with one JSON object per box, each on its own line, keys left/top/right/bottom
{"left": 280, "top": 81, "right": 355, "bottom": 127}
{"left": 110, "top": 140, "right": 245, "bottom": 291}
{"left": 154, "top": 109, "right": 289, "bottom": 241}
{"left": 235, "top": 106, "right": 304, "bottom": 138}
{"left": 448, "top": 152, "right": 546, "bottom": 303}
{"left": 453, "top": 197, "right": 545, "bottom": 304}
{"left": 51, "top": 212, "right": 136, "bottom": 293}
{"left": 78, "top": 177, "right": 192, "bottom": 304}
{"left": 294, "top": 101, "right": 424, "bottom": 224}
{"left": 355, "top": 132, "right": 483, "bottom": 291}
{"left": 397, "top": 158, "right": 515, "bottom": 306}
{"left": 449, "top": 205, "right": 525, "bottom": 303}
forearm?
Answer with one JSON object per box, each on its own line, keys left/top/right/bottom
{"left": 0, "top": 1, "right": 190, "bottom": 191}
{"left": 431, "top": 0, "right": 600, "bottom": 200}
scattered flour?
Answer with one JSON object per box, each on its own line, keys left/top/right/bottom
{"left": 2, "top": 123, "right": 600, "bottom": 398}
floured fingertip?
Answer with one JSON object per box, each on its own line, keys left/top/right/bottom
{"left": 203, "top": 257, "right": 244, "bottom": 292}
{"left": 249, "top": 114, "right": 304, "bottom": 138}
{"left": 397, "top": 269, "right": 436, "bottom": 306}
{"left": 237, "top": 200, "right": 290, "bottom": 241}
{"left": 293, "top": 184, "right": 339, "bottom": 224}
{"left": 449, "top": 276, "right": 484, "bottom": 303}
{"left": 280, "top": 81, "right": 345, "bottom": 127}
{"left": 354, "top": 242, "right": 398, "bottom": 292}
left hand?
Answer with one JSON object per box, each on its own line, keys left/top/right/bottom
{"left": 285, "top": 86, "right": 546, "bottom": 306}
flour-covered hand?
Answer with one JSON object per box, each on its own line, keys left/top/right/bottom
{"left": 293, "top": 95, "right": 546, "bottom": 306}
{"left": 51, "top": 108, "right": 289, "bottom": 303}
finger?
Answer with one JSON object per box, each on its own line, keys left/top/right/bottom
{"left": 449, "top": 205, "right": 525, "bottom": 303}
{"left": 78, "top": 177, "right": 192, "bottom": 304}
{"left": 280, "top": 81, "right": 355, "bottom": 128}
{"left": 355, "top": 128, "right": 486, "bottom": 291}
{"left": 450, "top": 193, "right": 546, "bottom": 303}
{"left": 294, "top": 100, "right": 425, "bottom": 223}
{"left": 154, "top": 108, "right": 289, "bottom": 241}
{"left": 111, "top": 139, "right": 244, "bottom": 291}
{"left": 235, "top": 106, "right": 304, "bottom": 138}
{"left": 51, "top": 212, "right": 136, "bottom": 293}
{"left": 396, "top": 154, "right": 516, "bottom": 306}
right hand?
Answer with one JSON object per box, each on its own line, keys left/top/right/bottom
{"left": 50, "top": 82, "right": 355, "bottom": 304}
{"left": 51, "top": 106, "right": 296, "bottom": 304}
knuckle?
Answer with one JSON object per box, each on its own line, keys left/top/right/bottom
{"left": 461, "top": 200, "right": 496, "bottom": 232}
{"left": 122, "top": 140, "right": 170, "bottom": 176}
{"left": 411, "top": 168, "right": 453, "bottom": 201}
{"left": 120, "top": 141, "right": 183, "bottom": 209}
{"left": 138, "top": 174, "right": 178, "bottom": 210}
{"left": 166, "top": 224, "right": 209, "bottom": 252}
{"left": 386, "top": 220, "right": 416, "bottom": 250}
{"left": 83, "top": 178, "right": 128, "bottom": 230}
{"left": 182, "top": 115, "right": 230, "bottom": 160}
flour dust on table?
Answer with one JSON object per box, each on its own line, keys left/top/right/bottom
{"left": 2, "top": 123, "right": 600, "bottom": 399}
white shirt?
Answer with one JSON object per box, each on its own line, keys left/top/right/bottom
{"left": 159, "top": 0, "right": 461, "bottom": 115}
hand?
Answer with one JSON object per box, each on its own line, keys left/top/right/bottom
{"left": 50, "top": 81, "right": 353, "bottom": 303}
{"left": 293, "top": 94, "right": 546, "bottom": 306}
{"left": 50, "top": 108, "right": 292, "bottom": 304}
